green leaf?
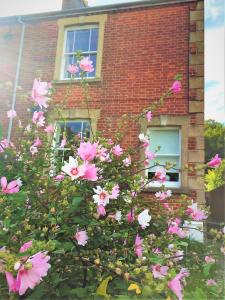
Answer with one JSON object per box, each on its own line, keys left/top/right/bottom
{"left": 96, "top": 276, "right": 112, "bottom": 299}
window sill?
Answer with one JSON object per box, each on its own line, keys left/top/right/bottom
{"left": 142, "top": 187, "right": 190, "bottom": 194}
{"left": 52, "top": 77, "right": 102, "bottom": 84}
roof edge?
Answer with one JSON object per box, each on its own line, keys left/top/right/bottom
{"left": 0, "top": 0, "right": 197, "bottom": 24}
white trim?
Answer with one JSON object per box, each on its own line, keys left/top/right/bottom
{"left": 146, "top": 126, "right": 181, "bottom": 188}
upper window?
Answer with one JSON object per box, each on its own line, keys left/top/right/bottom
{"left": 146, "top": 127, "right": 181, "bottom": 188}
{"left": 54, "top": 14, "right": 107, "bottom": 81}
{"left": 62, "top": 25, "right": 99, "bottom": 79}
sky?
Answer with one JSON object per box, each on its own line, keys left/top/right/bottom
{"left": 0, "top": 0, "right": 224, "bottom": 122}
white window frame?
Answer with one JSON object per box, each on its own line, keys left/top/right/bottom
{"left": 146, "top": 127, "right": 181, "bottom": 188}
{"left": 61, "top": 24, "right": 99, "bottom": 80}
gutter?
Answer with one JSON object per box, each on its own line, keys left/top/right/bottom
{"left": 7, "top": 17, "right": 25, "bottom": 142}
{"left": 0, "top": 0, "right": 197, "bottom": 23}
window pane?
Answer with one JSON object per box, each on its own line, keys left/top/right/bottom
{"left": 66, "top": 30, "right": 75, "bottom": 53}
{"left": 74, "top": 29, "right": 90, "bottom": 52}
{"left": 150, "top": 129, "right": 180, "bottom": 155}
{"left": 90, "top": 28, "right": 99, "bottom": 51}
{"left": 57, "top": 121, "right": 91, "bottom": 145}
{"left": 82, "top": 122, "right": 91, "bottom": 138}
{"left": 64, "top": 55, "right": 76, "bottom": 78}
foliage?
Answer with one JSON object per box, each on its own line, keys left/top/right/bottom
{"left": 0, "top": 62, "right": 224, "bottom": 300}
{"left": 205, "top": 159, "right": 225, "bottom": 191}
{"left": 205, "top": 119, "right": 225, "bottom": 162}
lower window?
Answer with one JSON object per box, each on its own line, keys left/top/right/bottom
{"left": 146, "top": 127, "right": 181, "bottom": 188}
{"left": 53, "top": 119, "right": 91, "bottom": 165}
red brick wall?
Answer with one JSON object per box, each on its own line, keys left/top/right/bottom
{"left": 0, "top": 3, "right": 190, "bottom": 144}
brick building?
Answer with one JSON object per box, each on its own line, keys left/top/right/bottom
{"left": 0, "top": 0, "right": 204, "bottom": 202}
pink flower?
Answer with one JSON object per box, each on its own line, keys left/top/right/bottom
{"left": 5, "top": 252, "right": 50, "bottom": 296}
{"left": 97, "top": 205, "right": 106, "bottom": 216}
{"left": 206, "top": 279, "right": 217, "bottom": 286}
{"left": 1, "top": 177, "right": 22, "bottom": 194}
{"left": 145, "top": 150, "right": 156, "bottom": 160}
{"left": 96, "top": 145, "right": 109, "bottom": 162}
{"left": 112, "top": 144, "right": 123, "bottom": 157}
{"left": 205, "top": 256, "right": 215, "bottom": 264}
{"left": 186, "top": 203, "right": 207, "bottom": 221}
{"left": 168, "top": 270, "right": 188, "bottom": 300}
{"left": 138, "top": 133, "right": 149, "bottom": 148}
{"left": 127, "top": 209, "right": 135, "bottom": 223}
{"left": 207, "top": 154, "right": 222, "bottom": 168}
{"left": 7, "top": 109, "right": 17, "bottom": 119}
{"left": 171, "top": 80, "right": 182, "bottom": 93}
{"left": 0, "top": 139, "right": 13, "bottom": 153}
{"left": 75, "top": 230, "right": 88, "bottom": 246}
{"left": 67, "top": 64, "right": 79, "bottom": 74}
{"left": 60, "top": 137, "right": 67, "bottom": 148}
{"left": 44, "top": 124, "right": 54, "bottom": 134}
{"left": 62, "top": 157, "right": 86, "bottom": 180}
{"left": 153, "top": 248, "right": 162, "bottom": 254}
{"left": 5, "top": 272, "right": 18, "bottom": 293}
{"left": 155, "top": 190, "right": 172, "bottom": 201}
{"left": 54, "top": 174, "right": 65, "bottom": 181}
{"left": 152, "top": 264, "right": 169, "bottom": 279}
{"left": 31, "top": 78, "right": 50, "bottom": 109}
{"left": 79, "top": 57, "right": 94, "bottom": 73}
{"left": 146, "top": 111, "right": 152, "bottom": 122}
{"left": 123, "top": 156, "right": 131, "bottom": 166}
{"left": 32, "top": 111, "right": 45, "bottom": 127}
{"left": 19, "top": 241, "right": 32, "bottom": 253}
{"left": 135, "top": 234, "right": 143, "bottom": 257}
{"left": 33, "top": 137, "right": 42, "bottom": 147}
{"left": 82, "top": 163, "right": 98, "bottom": 181}
{"left": 110, "top": 185, "right": 120, "bottom": 199}
{"left": 154, "top": 167, "right": 167, "bottom": 183}
{"left": 77, "top": 141, "right": 97, "bottom": 161}
{"left": 168, "top": 221, "right": 187, "bottom": 239}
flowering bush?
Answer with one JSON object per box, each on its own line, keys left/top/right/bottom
{"left": 0, "top": 60, "right": 224, "bottom": 300}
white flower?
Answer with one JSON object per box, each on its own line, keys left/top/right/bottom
{"left": 93, "top": 186, "right": 110, "bottom": 206}
{"left": 138, "top": 209, "right": 151, "bottom": 229}
{"left": 61, "top": 156, "right": 86, "bottom": 180}
{"left": 115, "top": 211, "right": 122, "bottom": 223}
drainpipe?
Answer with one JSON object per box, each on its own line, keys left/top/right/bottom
{"left": 7, "top": 16, "right": 25, "bottom": 142}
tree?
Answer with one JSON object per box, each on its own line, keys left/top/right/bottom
{"left": 205, "top": 119, "right": 225, "bottom": 162}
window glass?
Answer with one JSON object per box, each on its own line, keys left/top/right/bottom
{"left": 56, "top": 120, "right": 91, "bottom": 146}
{"left": 74, "top": 29, "right": 90, "bottom": 52}
{"left": 63, "top": 26, "right": 99, "bottom": 79}
{"left": 150, "top": 129, "right": 180, "bottom": 155}
{"left": 90, "top": 28, "right": 99, "bottom": 51}
{"left": 147, "top": 127, "right": 181, "bottom": 187}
